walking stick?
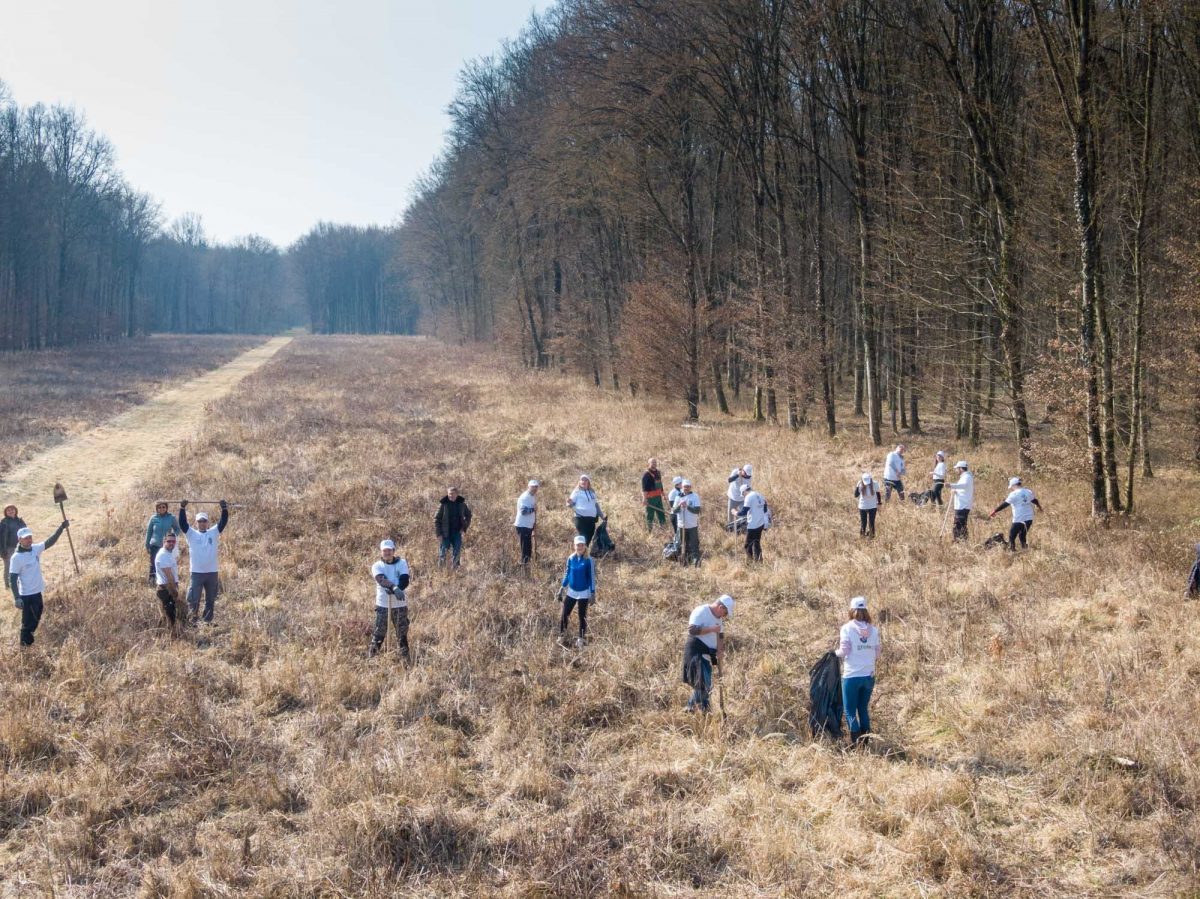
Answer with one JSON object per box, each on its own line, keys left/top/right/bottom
{"left": 716, "top": 660, "right": 727, "bottom": 724}
{"left": 939, "top": 495, "right": 954, "bottom": 539}
{"left": 51, "top": 483, "right": 80, "bottom": 574}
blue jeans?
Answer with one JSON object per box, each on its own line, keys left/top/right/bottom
{"left": 439, "top": 532, "right": 463, "bottom": 567}
{"left": 842, "top": 675, "right": 875, "bottom": 732}
{"left": 188, "top": 571, "right": 220, "bottom": 622}
{"left": 688, "top": 657, "right": 713, "bottom": 711}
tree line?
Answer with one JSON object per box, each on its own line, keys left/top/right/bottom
{"left": 1, "top": 81, "right": 414, "bottom": 347}
{"left": 396, "top": 0, "right": 1200, "bottom": 516}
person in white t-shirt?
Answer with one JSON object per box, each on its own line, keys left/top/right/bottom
{"left": 835, "top": 596, "right": 881, "bottom": 748}
{"left": 883, "top": 445, "right": 906, "bottom": 503}
{"left": 682, "top": 594, "right": 734, "bottom": 713}
{"left": 740, "top": 484, "right": 768, "bottom": 562}
{"left": 567, "top": 475, "right": 602, "bottom": 546}
{"left": 854, "top": 473, "right": 880, "bottom": 538}
{"left": 8, "top": 521, "right": 69, "bottom": 647}
{"left": 946, "top": 461, "right": 974, "bottom": 542}
{"left": 514, "top": 480, "right": 540, "bottom": 565}
{"left": 672, "top": 480, "right": 703, "bottom": 566}
{"left": 369, "top": 539, "right": 411, "bottom": 659}
{"left": 989, "top": 476, "right": 1044, "bottom": 551}
{"left": 667, "top": 476, "right": 684, "bottom": 538}
{"left": 930, "top": 451, "right": 947, "bottom": 506}
{"left": 726, "top": 464, "right": 752, "bottom": 522}
{"left": 153, "top": 532, "right": 182, "bottom": 634}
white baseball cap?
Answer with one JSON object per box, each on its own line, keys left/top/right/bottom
{"left": 380, "top": 539, "right": 396, "bottom": 551}
{"left": 955, "top": 460, "right": 969, "bottom": 470}
{"left": 743, "top": 464, "right": 753, "bottom": 475}
{"left": 850, "top": 596, "right": 868, "bottom": 610}
{"left": 17, "top": 527, "right": 33, "bottom": 539}
{"left": 573, "top": 535, "right": 587, "bottom": 545}
{"left": 862, "top": 473, "right": 872, "bottom": 483}
{"left": 195, "top": 512, "right": 209, "bottom": 522}
{"left": 579, "top": 474, "right": 592, "bottom": 482}
{"left": 717, "top": 594, "right": 735, "bottom": 616}
{"left": 739, "top": 484, "right": 750, "bottom": 494}
{"left": 672, "top": 476, "right": 683, "bottom": 486}
{"left": 681, "top": 479, "right": 692, "bottom": 487}
{"left": 936, "top": 450, "right": 946, "bottom": 459}
{"left": 1008, "top": 476, "right": 1022, "bottom": 488}
{"left": 528, "top": 479, "right": 540, "bottom": 488}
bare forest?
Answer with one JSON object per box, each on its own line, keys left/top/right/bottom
{"left": 398, "top": 0, "right": 1200, "bottom": 515}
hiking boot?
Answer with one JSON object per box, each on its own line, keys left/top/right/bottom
{"left": 848, "top": 730, "right": 861, "bottom": 749}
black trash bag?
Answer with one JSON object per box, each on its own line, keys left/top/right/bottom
{"left": 591, "top": 517, "right": 617, "bottom": 558}
{"left": 809, "top": 651, "right": 843, "bottom": 740}
{"left": 662, "top": 538, "right": 680, "bottom": 562}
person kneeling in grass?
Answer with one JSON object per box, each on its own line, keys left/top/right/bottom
{"left": 835, "top": 596, "right": 881, "bottom": 748}
{"left": 370, "top": 539, "right": 411, "bottom": 660}
{"left": 682, "top": 594, "right": 733, "bottom": 713}
{"left": 557, "top": 535, "right": 595, "bottom": 647}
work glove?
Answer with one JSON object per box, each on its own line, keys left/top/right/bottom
{"left": 219, "top": 499, "right": 228, "bottom": 511}
{"left": 179, "top": 500, "right": 188, "bottom": 509}
{"left": 556, "top": 587, "right": 564, "bottom": 602}
{"left": 13, "top": 596, "right": 23, "bottom": 610}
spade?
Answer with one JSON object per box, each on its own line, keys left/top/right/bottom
{"left": 52, "top": 482, "right": 80, "bottom": 574}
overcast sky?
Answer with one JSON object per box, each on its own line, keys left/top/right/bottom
{"left": 0, "top": 0, "right": 551, "bottom": 247}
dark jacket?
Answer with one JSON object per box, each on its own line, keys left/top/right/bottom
{"left": 641, "top": 469, "right": 664, "bottom": 499}
{"left": 1, "top": 513, "right": 27, "bottom": 557}
{"left": 681, "top": 635, "right": 717, "bottom": 689}
{"left": 435, "top": 496, "right": 472, "bottom": 538}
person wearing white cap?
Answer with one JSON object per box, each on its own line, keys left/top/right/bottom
{"left": 726, "top": 464, "right": 752, "bottom": 523}
{"left": 567, "top": 475, "right": 602, "bottom": 546}
{"left": 370, "top": 539, "right": 411, "bottom": 658}
{"left": 179, "top": 499, "right": 229, "bottom": 625}
{"left": 740, "top": 483, "right": 768, "bottom": 561}
{"left": 672, "top": 480, "right": 703, "bottom": 566}
{"left": 667, "top": 476, "right": 685, "bottom": 538}
{"left": 557, "top": 534, "right": 596, "bottom": 647}
{"left": 946, "top": 461, "right": 974, "bottom": 542}
{"left": 682, "top": 594, "right": 734, "bottom": 712}
{"left": 930, "top": 451, "right": 947, "bottom": 506}
{"left": 835, "top": 596, "right": 881, "bottom": 748}
{"left": 8, "top": 519, "right": 69, "bottom": 647}
{"left": 514, "top": 480, "right": 540, "bottom": 565}
{"left": 989, "top": 477, "right": 1044, "bottom": 551}
{"left": 854, "top": 473, "right": 880, "bottom": 538}
{"left": 883, "top": 445, "right": 906, "bottom": 503}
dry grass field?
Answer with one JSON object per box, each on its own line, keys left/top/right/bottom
{"left": 2, "top": 335, "right": 1198, "bottom": 897}
{"left": 0, "top": 334, "right": 266, "bottom": 477}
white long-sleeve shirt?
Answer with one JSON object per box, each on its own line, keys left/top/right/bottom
{"left": 514, "top": 490, "right": 537, "bottom": 528}
{"left": 932, "top": 461, "right": 947, "bottom": 482}
{"left": 836, "top": 620, "right": 881, "bottom": 678}
{"left": 884, "top": 451, "right": 906, "bottom": 481}
{"left": 568, "top": 487, "right": 599, "bottom": 518}
{"left": 949, "top": 471, "right": 975, "bottom": 510}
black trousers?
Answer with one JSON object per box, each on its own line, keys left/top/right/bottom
{"left": 371, "top": 606, "right": 409, "bottom": 655}
{"left": 156, "top": 586, "right": 178, "bottom": 625}
{"left": 560, "top": 596, "right": 589, "bottom": 637}
{"left": 147, "top": 545, "right": 159, "bottom": 581}
{"left": 18, "top": 592, "right": 43, "bottom": 646}
{"left": 575, "top": 515, "right": 597, "bottom": 545}
{"left": 859, "top": 508, "right": 877, "bottom": 537}
{"left": 931, "top": 481, "right": 944, "bottom": 505}
{"left": 516, "top": 526, "right": 533, "bottom": 564}
{"left": 745, "top": 526, "right": 763, "bottom": 561}
{"left": 953, "top": 509, "right": 970, "bottom": 542}
{"left": 1008, "top": 520, "right": 1032, "bottom": 550}
{"left": 681, "top": 527, "right": 700, "bottom": 566}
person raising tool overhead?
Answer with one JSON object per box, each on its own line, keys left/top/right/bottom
{"left": 8, "top": 519, "right": 69, "bottom": 647}
{"left": 179, "top": 499, "right": 229, "bottom": 625}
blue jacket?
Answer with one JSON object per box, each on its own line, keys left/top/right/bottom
{"left": 561, "top": 554, "right": 595, "bottom": 594}
{"left": 145, "top": 512, "right": 180, "bottom": 549}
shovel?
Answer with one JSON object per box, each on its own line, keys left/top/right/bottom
{"left": 52, "top": 482, "right": 80, "bottom": 574}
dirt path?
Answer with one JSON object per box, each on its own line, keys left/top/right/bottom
{"left": 1, "top": 335, "right": 292, "bottom": 540}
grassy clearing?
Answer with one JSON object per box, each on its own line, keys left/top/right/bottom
{"left": 0, "top": 334, "right": 266, "bottom": 477}
{"left": 1, "top": 335, "right": 1198, "bottom": 896}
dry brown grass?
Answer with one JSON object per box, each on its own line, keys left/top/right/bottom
{"left": 0, "top": 334, "right": 266, "bottom": 477}
{"left": 1, "top": 335, "right": 1198, "bottom": 896}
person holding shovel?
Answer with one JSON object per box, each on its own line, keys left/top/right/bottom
{"left": 835, "top": 596, "right": 881, "bottom": 748}
{"left": 144, "top": 501, "right": 179, "bottom": 585}
{"left": 682, "top": 594, "right": 733, "bottom": 713}
{"left": 673, "top": 480, "right": 703, "bottom": 566}
{"left": 179, "top": 499, "right": 229, "bottom": 625}
{"left": 514, "top": 480, "right": 539, "bottom": 565}
{"left": 567, "top": 475, "right": 602, "bottom": 545}
{"left": 1, "top": 504, "right": 28, "bottom": 583}
{"left": 641, "top": 458, "right": 667, "bottom": 533}
{"left": 153, "top": 532, "right": 182, "bottom": 634}
{"left": 946, "top": 461, "right": 974, "bottom": 543}
{"left": 8, "top": 520, "right": 69, "bottom": 647}
{"left": 726, "top": 464, "right": 752, "bottom": 523}
{"left": 370, "top": 539, "right": 411, "bottom": 659}
{"left": 557, "top": 534, "right": 595, "bottom": 647}
{"left": 667, "top": 476, "right": 684, "bottom": 538}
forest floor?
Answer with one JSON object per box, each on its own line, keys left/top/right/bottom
{"left": 1, "top": 335, "right": 1198, "bottom": 897}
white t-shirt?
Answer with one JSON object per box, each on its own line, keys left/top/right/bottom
{"left": 9, "top": 544, "right": 46, "bottom": 596}
{"left": 676, "top": 492, "right": 702, "bottom": 528}
{"left": 667, "top": 488, "right": 681, "bottom": 513}
{"left": 569, "top": 487, "right": 599, "bottom": 518}
{"left": 884, "top": 451, "right": 906, "bottom": 481}
{"left": 371, "top": 558, "right": 410, "bottom": 609}
{"left": 839, "top": 621, "right": 881, "bottom": 678}
{"left": 688, "top": 603, "right": 724, "bottom": 651}
{"left": 1005, "top": 488, "right": 1036, "bottom": 523}
{"left": 727, "top": 469, "right": 749, "bottom": 502}
{"left": 856, "top": 481, "right": 880, "bottom": 510}
{"left": 932, "top": 461, "right": 947, "bottom": 482}
{"left": 743, "top": 490, "right": 768, "bottom": 529}
{"left": 154, "top": 546, "right": 180, "bottom": 586}
{"left": 514, "top": 490, "right": 537, "bottom": 528}
{"left": 184, "top": 526, "right": 221, "bottom": 574}
{"left": 951, "top": 472, "right": 975, "bottom": 510}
